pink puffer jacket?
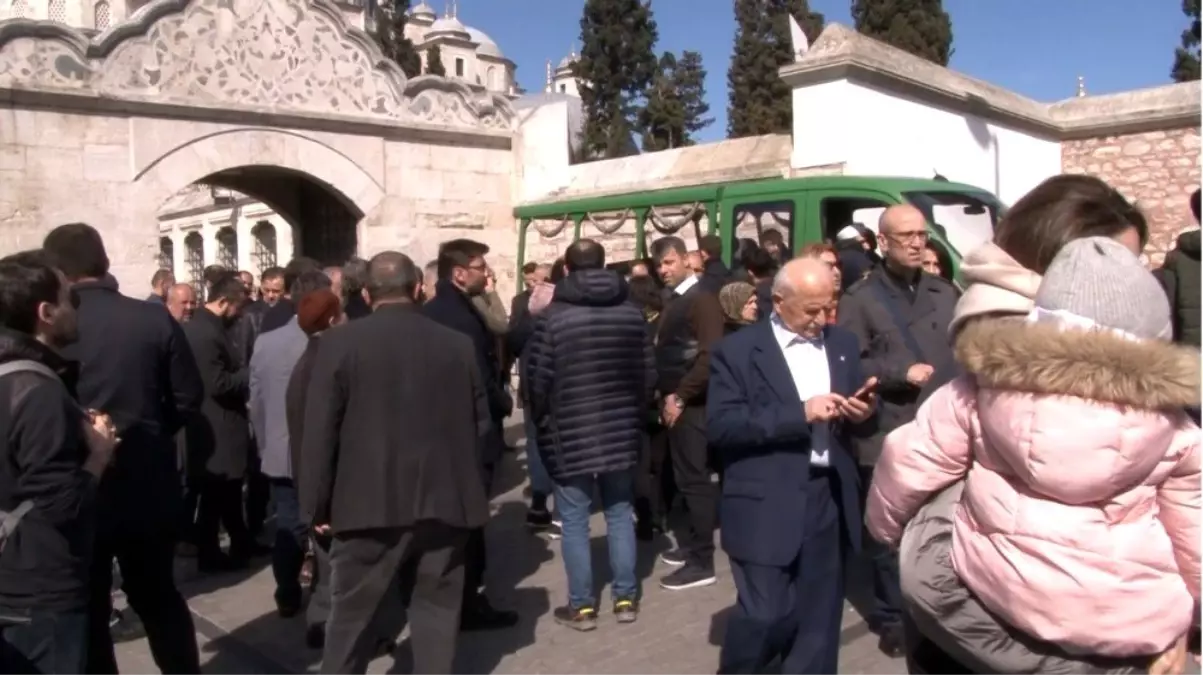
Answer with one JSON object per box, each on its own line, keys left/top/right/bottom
{"left": 866, "top": 318, "right": 1201, "bottom": 658}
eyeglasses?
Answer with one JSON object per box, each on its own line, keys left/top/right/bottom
{"left": 462, "top": 263, "right": 488, "bottom": 272}
{"left": 884, "top": 231, "right": 930, "bottom": 244}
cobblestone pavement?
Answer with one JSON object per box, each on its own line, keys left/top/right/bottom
{"left": 116, "top": 421, "right": 905, "bottom": 674}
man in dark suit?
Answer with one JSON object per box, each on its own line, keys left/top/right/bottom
{"left": 183, "top": 272, "right": 258, "bottom": 572}
{"left": 42, "top": 224, "right": 205, "bottom": 674}
{"left": 300, "top": 252, "right": 491, "bottom": 674}
{"left": 707, "top": 258, "right": 876, "bottom": 674}
{"left": 422, "top": 239, "right": 518, "bottom": 631}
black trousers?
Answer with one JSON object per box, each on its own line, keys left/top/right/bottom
{"left": 195, "top": 473, "right": 252, "bottom": 561}
{"left": 858, "top": 465, "right": 903, "bottom": 630}
{"left": 462, "top": 461, "right": 496, "bottom": 609}
{"left": 635, "top": 425, "right": 675, "bottom": 524}
{"left": 667, "top": 405, "right": 717, "bottom": 567}
{"left": 245, "top": 454, "right": 270, "bottom": 537}
{"left": 86, "top": 529, "right": 200, "bottom": 674}
{"left": 322, "top": 524, "right": 468, "bottom": 674}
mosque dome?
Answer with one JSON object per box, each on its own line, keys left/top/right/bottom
{"left": 466, "top": 26, "right": 505, "bottom": 60}
{"left": 557, "top": 52, "right": 579, "bottom": 70}
{"left": 426, "top": 14, "right": 470, "bottom": 40}
{"left": 410, "top": 2, "right": 436, "bottom": 20}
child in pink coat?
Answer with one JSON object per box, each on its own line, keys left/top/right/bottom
{"left": 866, "top": 237, "right": 1201, "bottom": 659}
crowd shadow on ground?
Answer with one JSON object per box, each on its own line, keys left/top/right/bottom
{"left": 705, "top": 552, "right": 878, "bottom": 652}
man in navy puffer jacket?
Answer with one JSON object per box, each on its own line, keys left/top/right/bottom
{"left": 526, "top": 239, "right": 655, "bottom": 631}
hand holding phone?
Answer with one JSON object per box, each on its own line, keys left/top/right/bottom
{"left": 852, "top": 377, "right": 879, "bottom": 402}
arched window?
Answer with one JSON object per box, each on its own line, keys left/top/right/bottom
{"left": 48, "top": 0, "right": 65, "bottom": 22}
{"left": 10, "top": 0, "right": 28, "bottom": 18}
{"left": 93, "top": 0, "right": 109, "bottom": 28}
{"left": 215, "top": 226, "right": 238, "bottom": 270}
{"left": 487, "top": 66, "right": 498, "bottom": 91}
{"left": 184, "top": 232, "right": 203, "bottom": 294}
{"left": 251, "top": 221, "right": 277, "bottom": 272}
{"left": 158, "top": 237, "right": 174, "bottom": 273}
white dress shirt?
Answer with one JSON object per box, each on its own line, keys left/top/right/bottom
{"left": 770, "top": 313, "right": 831, "bottom": 467}
{"left": 674, "top": 273, "right": 699, "bottom": 296}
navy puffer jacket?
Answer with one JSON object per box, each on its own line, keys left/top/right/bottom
{"left": 526, "top": 269, "right": 655, "bottom": 481}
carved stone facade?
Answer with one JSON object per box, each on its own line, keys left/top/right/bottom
{"left": 1062, "top": 126, "right": 1201, "bottom": 263}
{"left": 0, "top": 0, "right": 519, "bottom": 296}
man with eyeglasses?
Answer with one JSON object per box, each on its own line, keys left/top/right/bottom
{"left": 835, "top": 204, "right": 960, "bottom": 659}
{"left": 422, "top": 239, "right": 520, "bottom": 633}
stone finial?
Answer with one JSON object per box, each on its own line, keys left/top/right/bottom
{"left": 1077, "top": 76, "right": 1086, "bottom": 97}
{"left": 545, "top": 59, "right": 552, "bottom": 92}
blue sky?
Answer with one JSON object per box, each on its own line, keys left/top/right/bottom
{"left": 458, "top": 0, "right": 1192, "bottom": 142}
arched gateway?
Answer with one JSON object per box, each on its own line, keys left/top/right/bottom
{"left": 0, "top": 0, "right": 517, "bottom": 288}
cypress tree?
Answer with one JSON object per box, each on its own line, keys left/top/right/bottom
{"left": 851, "top": 0, "right": 954, "bottom": 66}
{"left": 727, "top": 0, "right": 823, "bottom": 138}
{"left": 576, "top": 0, "right": 659, "bottom": 159}
{"left": 638, "top": 50, "right": 712, "bottom": 152}
{"left": 675, "top": 50, "right": 713, "bottom": 143}
{"left": 374, "top": 0, "right": 422, "bottom": 78}
{"left": 426, "top": 44, "right": 447, "bottom": 76}
{"left": 1172, "top": 0, "right": 1201, "bottom": 82}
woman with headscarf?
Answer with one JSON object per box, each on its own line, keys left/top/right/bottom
{"left": 718, "top": 281, "right": 758, "bottom": 335}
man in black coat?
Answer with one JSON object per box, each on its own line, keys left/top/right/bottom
{"left": 836, "top": 204, "right": 959, "bottom": 656}
{"left": 0, "top": 251, "right": 120, "bottom": 674}
{"left": 42, "top": 223, "right": 205, "bottom": 675}
{"left": 421, "top": 238, "right": 518, "bottom": 631}
{"left": 300, "top": 252, "right": 491, "bottom": 674}
{"left": 182, "top": 272, "right": 257, "bottom": 572}
{"left": 260, "top": 257, "right": 323, "bottom": 335}
{"left": 526, "top": 239, "right": 654, "bottom": 629}
{"left": 696, "top": 234, "right": 732, "bottom": 294}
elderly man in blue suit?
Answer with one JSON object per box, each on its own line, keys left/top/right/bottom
{"left": 708, "top": 257, "right": 877, "bottom": 674}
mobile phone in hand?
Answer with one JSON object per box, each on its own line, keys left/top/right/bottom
{"left": 852, "top": 379, "right": 879, "bottom": 402}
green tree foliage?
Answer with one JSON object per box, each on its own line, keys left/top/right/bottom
{"left": 426, "top": 44, "right": 447, "bottom": 76}
{"left": 727, "top": 0, "right": 824, "bottom": 138}
{"left": 576, "top": 0, "right": 659, "bottom": 159}
{"left": 373, "top": 0, "right": 422, "bottom": 78}
{"left": 639, "top": 51, "right": 713, "bottom": 152}
{"left": 1172, "top": 0, "right": 1201, "bottom": 82}
{"left": 851, "top": 0, "right": 953, "bottom": 66}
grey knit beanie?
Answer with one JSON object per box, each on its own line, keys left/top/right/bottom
{"left": 1033, "top": 236, "right": 1172, "bottom": 340}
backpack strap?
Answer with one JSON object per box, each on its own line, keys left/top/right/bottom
{"left": 0, "top": 361, "right": 65, "bottom": 553}
{"left": 0, "top": 360, "right": 59, "bottom": 382}
{"left": 0, "top": 501, "right": 33, "bottom": 553}
{"left": 867, "top": 274, "right": 928, "bottom": 365}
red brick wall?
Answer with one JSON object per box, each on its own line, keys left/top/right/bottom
{"left": 1061, "top": 126, "right": 1201, "bottom": 264}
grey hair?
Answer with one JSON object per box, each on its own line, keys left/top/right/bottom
{"left": 771, "top": 266, "right": 795, "bottom": 295}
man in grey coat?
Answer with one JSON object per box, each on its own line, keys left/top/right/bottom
{"left": 250, "top": 310, "right": 310, "bottom": 615}
{"left": 836, "top": 203, "right": 959, "bottom": 657}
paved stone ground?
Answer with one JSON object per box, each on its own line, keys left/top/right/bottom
{"left": 115, "top": 419, "right": 905, "bottom": 674}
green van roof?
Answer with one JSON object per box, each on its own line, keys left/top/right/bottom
{"left": 513, "top": 175, "right": 988, "bottom": 219}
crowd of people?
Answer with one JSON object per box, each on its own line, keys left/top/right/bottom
{"left": 0, "top": 174, "right": 1197, "bottom": 675}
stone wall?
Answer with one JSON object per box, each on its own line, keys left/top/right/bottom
{"left": 1062, "top": 126, "right": 1201, "bottom": 263}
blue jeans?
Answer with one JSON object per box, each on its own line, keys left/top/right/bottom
{"left": 0, "top": 609, "right": 87, "bottom": 674}
{"left": 270, "top": 479, "right": 307, "bottom": 609}
{"left": 553, "top": 468, "right": 638, "bottom": 609}
{"left": 524, "top": 413, "right": 553, "bottom": 498}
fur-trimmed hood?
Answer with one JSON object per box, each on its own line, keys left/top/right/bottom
{"left": 956, "top": 318, "right": 1201, "bottom": 411}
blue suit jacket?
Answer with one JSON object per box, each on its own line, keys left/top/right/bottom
{"left": 707, "top": 321, "right": 866, "bottom": 567}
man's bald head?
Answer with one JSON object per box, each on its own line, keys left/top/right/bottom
{"left": 366, "top": 251, "right": 420, "bottom": 305}
{"left": 878, "top": 204, "right": 925, "bottom": 234}
{"left": 773, "top": 258, "right": 834, "bottom": 297}
{"left": 165, "top": 282, "right": 197, "bottom": 322}
{"left": 877, "top": 204, "right": 929, "bottom": 271}
{"left": 772, "top": 259, "right": 835, "bottom": 338}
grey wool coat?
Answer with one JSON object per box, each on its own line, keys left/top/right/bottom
{"left": 249, "top": 317, "right": 309, "bottom": 480}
